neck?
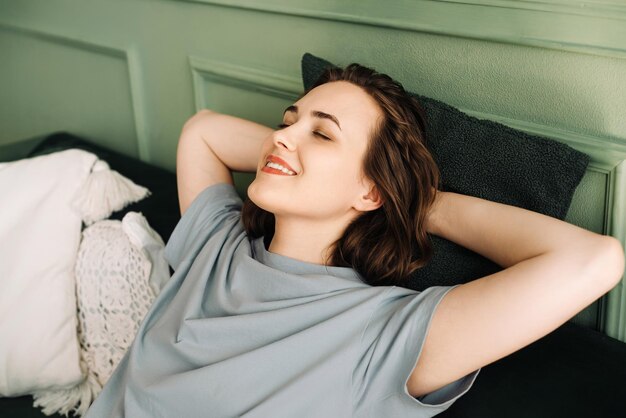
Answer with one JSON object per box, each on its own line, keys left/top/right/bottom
{"left": 268, "top": 216, "right": 349, "bottom": 265}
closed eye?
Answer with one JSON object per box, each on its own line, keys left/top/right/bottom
{"left": 313, "top": 131, "right": 331, "bottom": 141}
{"left": 276, "top": 124, "right": 332, "bottom": 141}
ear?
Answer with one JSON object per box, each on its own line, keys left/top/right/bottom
{"left": 354, "top": 182, "right": 383, "bottom": 212}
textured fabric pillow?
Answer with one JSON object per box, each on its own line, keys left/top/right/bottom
{"left": 301, "top": 52, "right": 591, "bottom": 290}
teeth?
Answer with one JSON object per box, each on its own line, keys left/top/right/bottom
{"left": 265, "top": 161, "right": 296, "bottom": 175}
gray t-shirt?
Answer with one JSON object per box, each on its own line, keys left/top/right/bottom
{"left": 85, "top": 183, "right": 478, "bottom": 418}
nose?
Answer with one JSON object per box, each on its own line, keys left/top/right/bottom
{"left": 273, "top": 127, "right": 296, "bottom": 151}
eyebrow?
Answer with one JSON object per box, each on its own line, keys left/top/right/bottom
{"left": 283, "top": 105, "right": 342, "bottom": 131}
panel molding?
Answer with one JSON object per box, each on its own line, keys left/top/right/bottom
{"left": 177, "top": 0, "right": 626, "bottom": 59}
{"left": 0, "top": 22, "right": 126, "bottom": 58}
{"left": 0, "top": 22, "right": 151, "bottom": 162}
{"left": 188, "top": 55, "right": 302, "bottom": 111}
{"left": 605, "top": 160, "right": 626, "bottom": 340}
{"left": 126, "top": 45, "right": 151, "bottom": 162}
{"left": 433, "top": 0, "right": 626, "bottom": 19}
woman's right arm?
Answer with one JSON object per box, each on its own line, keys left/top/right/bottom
{"left": 175, "top": 110, "right": 273, "bottom": 215}
{"left": 407, "top": 190, "right": 625, "bottom": 397}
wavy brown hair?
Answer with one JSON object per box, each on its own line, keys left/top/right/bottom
{"left": 242, "top": 63, "right": 441, "bottom": 287}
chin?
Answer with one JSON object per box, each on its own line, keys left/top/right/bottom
{"left": 246, "top": 180, "right": 278, "bottom": 214}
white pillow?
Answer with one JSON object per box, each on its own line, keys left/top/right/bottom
{"left": 0, "top": 149, "right": 97, "bottom": 395}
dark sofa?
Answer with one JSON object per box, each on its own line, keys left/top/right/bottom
{"left": 1, "top": 132, "right": 626, "bottom": 418}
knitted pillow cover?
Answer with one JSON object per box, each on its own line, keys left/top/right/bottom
{"left": 32, "top": 212, "right": 169, "bottom": 417}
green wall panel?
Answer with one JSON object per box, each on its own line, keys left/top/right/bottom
{"left": 566, "top": 168, "right": 608, "bottom": 235}
{"left": 1, "top": 0, "right": 625, "bottom": 337}
{"left": 0, "top": 25, "right": 139, "bottom": 157}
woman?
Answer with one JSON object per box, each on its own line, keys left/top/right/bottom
{"left": 85, "top": 63, "right": 624, "bottom": 417}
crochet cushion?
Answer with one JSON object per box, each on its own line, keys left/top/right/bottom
{"left": 31, "top": 211, "right": 168, "bottom": 417}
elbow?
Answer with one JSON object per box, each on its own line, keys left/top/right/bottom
{"left": 594, "top": 236, "right": 625, "bottom": 292}
{"left": 194, "top": 108, "right": 216, "bottom": 118}
{"left": 181, "top": 109, "right": 217, "bottom": 133}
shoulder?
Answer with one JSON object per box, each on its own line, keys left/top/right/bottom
{"left": 164, "top": 183, "right": 244, "bottom": 271}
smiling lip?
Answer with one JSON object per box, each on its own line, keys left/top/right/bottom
{"left": 261, "top": 154, "right": 297, "bottom": 176}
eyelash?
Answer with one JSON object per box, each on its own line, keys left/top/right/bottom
{"left": 276, "top": 123, "right": 331, "bottom": 141}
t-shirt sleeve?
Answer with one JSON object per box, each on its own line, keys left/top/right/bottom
{"left": 353, "top": 285, "right": 480, "bottom": 417}
{"left": 164, "top": 183, "right": 243, "bottom": 271}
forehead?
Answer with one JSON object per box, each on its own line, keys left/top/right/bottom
{"left": 295, "top": 81, "right": 382, "bottom": 134}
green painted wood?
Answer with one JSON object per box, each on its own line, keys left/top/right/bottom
{"left": 0, "top": 23, "right": 140, "bottom": 159}
{"left": 0, "top": 0, "right": 625, "bottom": 338}
{"left": 178, "top": 0, "right": 626, "bottom": 58}
{"left": 605, "top": 161, "right": 626, "bottom": 340}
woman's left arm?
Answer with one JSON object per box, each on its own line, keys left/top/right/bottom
{"left": 407, "top": 190, "right": 625, "bottom": 397}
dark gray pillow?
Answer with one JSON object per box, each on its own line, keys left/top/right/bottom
{"left": 301, "top": 52, "right": 591, "bottom": 290}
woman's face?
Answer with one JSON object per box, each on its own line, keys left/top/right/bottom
{"left": 248, "top": 80, "right": 383, "bottom": 223}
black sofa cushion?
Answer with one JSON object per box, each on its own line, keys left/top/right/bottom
{"left": 439, "top": 321, "right": 626, "bottom": 417}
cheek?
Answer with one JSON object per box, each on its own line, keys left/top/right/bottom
{"left": 313, "top": 156, "right": 362, "bottom": 188}
{"left": 300, "top": 157, "right": 363, "bottom": 208}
